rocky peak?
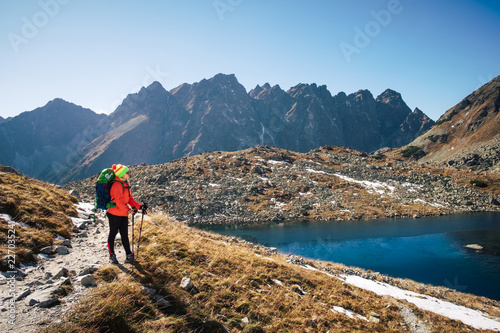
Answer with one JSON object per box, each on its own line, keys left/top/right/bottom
{"left": 310, "top": 84, "right": 332, "bottom": 101}
{"left": 145, "top": 80, "right": 166, "bottom": 92}
{"left": 136, "top": 81, "right": 168, "bottom": 97}
{"left": 0, "top": 116, "right": 4, "bottom": 124}
{"left": 249, "top": 84, "right": 264, "bottom": 98}
{"left": 251, "top": 84, "right": 287, "bottom": 101}
{"left": 249, "top": 83, "right": 276, "bottom": 99}
{"left": 112, "top": 81, "right": 171, "bottom": 120}
{"left": 376, "top": 89, "right": 402, "bottom": 103}
{"left": 40, "top": 98, "right": 86, "bottom": 114}
{"left": 261, "top": 82, "right": 271, "bottom": 90}
{"left": 206, "top": 73, "right": 240, "bottom": 88}
{"left": 332, "top": 91, "right": 347, "bottom": 102}
{"left": 350, "top": 89, "right": 375, "bottom": 103}
{"left": 412, "top": 107, "right": 425, "bottom": 116}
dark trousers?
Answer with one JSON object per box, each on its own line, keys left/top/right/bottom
{"left": 107, "top": 212, "right": 132, "bottom": 256}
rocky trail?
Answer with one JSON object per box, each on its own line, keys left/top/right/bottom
{"left": 0, "top": 202, "right": 145, "bottom": 333}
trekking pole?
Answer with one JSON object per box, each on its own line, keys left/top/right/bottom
{"left": 136, "top": 209, "right": 145, "bottom": 260}
{"left": 131, "top": 212, "right": 135, "bottom": 256}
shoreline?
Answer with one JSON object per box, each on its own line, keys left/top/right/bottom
{"left": 186, "top": 209, "right": 500, "bottom": 228}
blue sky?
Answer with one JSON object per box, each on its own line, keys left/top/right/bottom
{"left": 1, "top": 0, "right": 499, "bottom": 120}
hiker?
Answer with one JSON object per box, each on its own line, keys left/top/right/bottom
{"left": 106, "top": 164, "right": 147, "bottom": 264}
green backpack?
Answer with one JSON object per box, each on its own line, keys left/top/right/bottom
{"left": 95, "top": 168, "right": 125, "bottom": 210}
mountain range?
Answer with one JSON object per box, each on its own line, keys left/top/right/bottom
{"left": 0, "top": 73, "right": 435, "bottom": 183}
{"left": 401, "top": 75, "right": 500, "bottom": 173}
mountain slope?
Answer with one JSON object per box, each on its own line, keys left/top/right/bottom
{"left": 170, "top": 73, "right": 264, "bottom": 156}
{"left": 65, "top": 145, "right": 500, "bottom": 225}
{"left": 402, "top": 75, "right": 500, "bottom": 172}
{"left": 57, "top": 82, "right": 190, "bottom": 183}
{"left": 0, "top": 165, "right": 78, "bottom": 265}
{"left": 0, "top": 99, "right": 106, "bottom": 181}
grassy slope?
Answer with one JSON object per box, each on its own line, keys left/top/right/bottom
{"left": 0, "top": 165, "right": 78, "bottom": 265}
{"left": 396, "top": 76, "right": 500, "bottom": 165}
{"left": 41, "top": 214, "right": 500, "bottom": 333}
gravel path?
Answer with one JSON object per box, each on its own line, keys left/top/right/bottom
{"left": 399, "top": 304, "right": 431, "bottom": 333}
{"left": 0, "top": 203, "right": 138, "bottom": 333}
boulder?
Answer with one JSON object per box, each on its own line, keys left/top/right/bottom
{"left": 69, "top": 189, "right": 80, "bottom": 200}
{"left": 25, "top": 287, "right": 59, "bottom": 308}
{"left": 180, "top": 277, "right": 194, "bottom": 291}
{"left": 140, "top": 286, "right": 157, "bottom": 297}
{"left": 15, "top": 288, "right": 31, "bottom": 301}
{"left": 154, "top": 294, "right": 171, "bottom": 308}
{"left": 53, "top": 267, "right": 68, "bottom": 279}
{"left": 78, "top": 265, "right": 99, "bottom": 276}
{"left": 55, "top": 245, "right": 69, "bottom": 255}
{"left": 79, "top": 274, "right": 95, "bottom": 287}
{"left": 39, "top": 246, "right": 52, "bottom": 254}
{"left": 180, "top": 277, "right": 199, "bottom": 294}
{"left": 465, "top": 244, "right": 483, "bottom": 250}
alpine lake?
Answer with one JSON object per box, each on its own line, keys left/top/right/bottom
{"left": 204, "top": 212, "right": 500, "bottom": 301}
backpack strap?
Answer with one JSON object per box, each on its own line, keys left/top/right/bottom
{"left": 106, "top": 180, "right": 127, "bottom": 209}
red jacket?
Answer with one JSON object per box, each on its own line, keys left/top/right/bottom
{"left": 107, "top": 178, "right": 140, "bottom": 216}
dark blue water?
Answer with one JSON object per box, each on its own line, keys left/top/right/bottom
{"left": 205, "top": 213, "right": 500, "bottom": 301}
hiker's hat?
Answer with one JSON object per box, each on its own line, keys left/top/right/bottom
{"left": 112, "top": 164, "right": 129, "bottom": 178}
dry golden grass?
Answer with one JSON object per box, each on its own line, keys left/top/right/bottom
{"left": 41, "top": 214, "right": 499, "bottom": 332}
{"left": 0, "top": 166, "right": 78, "bottom": 264}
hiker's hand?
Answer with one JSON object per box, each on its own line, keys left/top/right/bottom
{"left": 133, "top": 207, "right": 138, "bottom": 214}
{"left": 127, "top": 209, "right": 135, "bottom": 215}
{"left": 140, "top": 203, "right": 148, "bottom": 214}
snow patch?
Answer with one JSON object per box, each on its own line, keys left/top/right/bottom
{"left": 76, "top": 202, "right": 94, "bottom": 213}
{"left": 339, "top": 274, "right": 500, "bottom": 331}
{"left": 270, "top": 198, "right": 287, "bottom": 209}
{"left": 306, "top": 168, "right": 329, "bottom": 175}
{"left": 70, "top": 217, "right": 88, "bottom": 226}
{"left": 268, "top": 160, "right": 288, "bottom": 165}
{"left": 334, "top": 174, "right": 395, "bottom": 196}
{"left": 0, "top": 213, "right": 30, "bottom": 228}
{"left": 331, "top": 306, "right": 369, "bottom": 321}
{"left": 414, "top": 199, "right": 446, "bottom": 208}
{"left": 273, "top": 279, "right": 283, "bottom": 286}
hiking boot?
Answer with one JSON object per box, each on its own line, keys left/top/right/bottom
{"left": 124, "top": 253, "right": 137, "bottom": 264}
{"left": 109, "top": 254, "right": 119, "bottom": 264}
